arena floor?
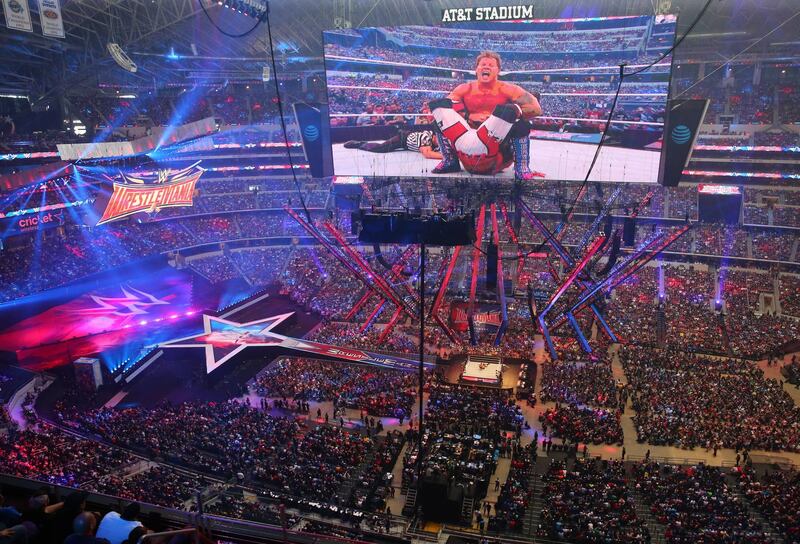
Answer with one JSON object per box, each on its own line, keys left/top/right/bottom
{"left": 332, "top": 138, "right": 662, "bottom": 183}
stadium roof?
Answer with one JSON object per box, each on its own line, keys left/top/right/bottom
{"left": 1, "top": 0, "right": 799, "bottom": 100}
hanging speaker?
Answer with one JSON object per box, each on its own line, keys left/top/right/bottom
{"left": 659, "top": 99, "right": 709, "bottom": 187}
{"left": 603, "top": 214, "right": 613, "bottom": 237}
{"left": 697, "top": 184, "right": 742, "bottom": 225}
{"left": 293, "top": 102, "right": 333, "bottom": 178}
{"left": 622, "top": 217, "right": 636, "bottom": 247}
{"left": 486, "top": 242, "right": 498, "bottom": 290}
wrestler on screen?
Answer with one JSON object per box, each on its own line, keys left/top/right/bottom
{"left": 342, "top": 126, "right": 442, "bottom": 160}
{"left": 429, "top": 51, "right": 544, "bottom": 180}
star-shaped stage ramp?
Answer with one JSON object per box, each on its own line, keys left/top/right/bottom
{"left": 159, "top": 313, "right": 432, "bottom": 374}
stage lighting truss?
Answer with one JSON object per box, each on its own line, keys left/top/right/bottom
{"left": 107, "top": 43, "right": 137, "bottom": 73}
{"left": 284, "top": 190, "right": 691, "bottom": 360}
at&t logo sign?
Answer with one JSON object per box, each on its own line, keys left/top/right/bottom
{"left": 303, "top": 124, "right": 320, "bottom": 142}
{"left": 671, "top": 124, "right": 692, "bottom": 145}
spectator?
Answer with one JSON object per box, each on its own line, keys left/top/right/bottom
{"left": 95, "top": 504, "right": 143, "bottom": 544}
{"left": 0, "top": 493, "right": 26, "bottom": 544}
{"left": 63, "top": 512, "right": 109, "bottom": 544}
{"left": 52, "top": 491, "right": 89, "bottom": 544}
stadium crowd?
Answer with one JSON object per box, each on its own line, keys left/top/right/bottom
{"left": 85, "top": 466, "right": 199, "bottom": 510}
{"left": 0, "top": 423, "right": 136, "bottom": 488}
{"left": 736, "top": 465, "right": 800, "bottom": 541}
{"left": 622, "top": 346, "right": 800, "bottom": 452}
{"left": 63, "top": 400, "right": 376, "bottom": 502}
{"left": 252, "top": 357, "right": 419, "bottom": 419}
{"left": 635, "top": 461, "right": 771, "bottom": 543}
{"left": 539, "top": 404, "right": 624, "bottom": 445}
{"left": 382, "top": 26, "right": 649, "bottom": 53}
{"left": 538, "top": 458, "right": 649, "bottom": 543}
{"left": 539, "top": 358, "right": 623, "bottom": 409}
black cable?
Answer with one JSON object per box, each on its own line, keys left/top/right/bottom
{"left": 461, "top": 68, "right": 620, "bottom": 263}
{"left": 197, "top": 2, "right": 309, "bottom": 222}
{"left": 198, "top": 0, "right": 264, "bottom": 38}
{"left": 263, "top": 6, "right": 313, "bottom": 223}
{"left": 524, "top": 2, "right": 715, "bottom": 257}
{"left": 416, "top": 242, "right": 425, "bottom": 489}
{"left": 624, "top": 0, "right": 715, "bottom": 78}
{"left": 559, "top": 66, "right": 625, "bottom": 223}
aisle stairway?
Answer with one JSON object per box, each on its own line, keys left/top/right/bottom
{"left": 724, "top": 472, "right": 785, "bottom": 544}
{"left": 521, "top": 458, "right": 542, "bottom": 537}
{"left": 718, "top": 313, "right": 734, "bottom": 356}
{"left": 626, "top": 471, "right": 667, "bottom": 544}
{"left": 460, "top": 497, "right": 474, "bottom": 525}
{"left": 402, "top": 487, "right": 417, "bottom": 517}
{"left": 334, "top": 441, "right": 377, "bottom": 506}
{"left": 656, "top": 306, "right": 666, "bottom": 347}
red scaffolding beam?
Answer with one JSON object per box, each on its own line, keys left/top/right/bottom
{"left": 518, "top": 199, "right": 619, "bottom": 343}
{"left": 467, "top": 204, "right": 487, "bottom": 318}
{"left": 490, "top": 204, "right": 508, "bottom": 345}
{"left": 385, "top": 245, "right": 421, "bottom": 307}
{"left": 284, "top": 206, "right": 382, "bottom": 298}
{"left": 499, "top": 201, "right": 526, "bottom": 285}
{"left": 322, "top": 221, "right": 416, "bottom": 319}
{"left": 346, "top": 291, "right": 374, "bottom": 321}
{"left": 551, "top": 224, "right": 691, "bottom": 330}
{"left": 360, "top": 300, "right": 386, "bottom": 333}
{"left": 428, "top": 246, "right": 462, "bottom": 343}
{"left": 378, "top": 306, "right": 405, "bottom": 344}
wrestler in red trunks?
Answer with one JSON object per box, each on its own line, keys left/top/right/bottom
{"left": 429, "top": 51, "right": 545, "bottom": 179}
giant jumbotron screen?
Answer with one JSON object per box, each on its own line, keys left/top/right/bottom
{"left": 323, "top": 14, "right": 677, "bottom": 183}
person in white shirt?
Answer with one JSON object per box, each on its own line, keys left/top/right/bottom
{"left": 95, "top": 503, "right": 143, "bottom": 544}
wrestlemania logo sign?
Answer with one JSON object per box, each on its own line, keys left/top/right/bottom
{"left": 449, "top": 302, "right": 502, "bottom": 332}
{"left": 97, "top": 161, "right": 204, "bottom": 226}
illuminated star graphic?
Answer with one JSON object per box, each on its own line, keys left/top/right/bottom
{"left": 159, "top": 313, "right": 429, "bottom": 374}
{"left": 160, "top": 313, "right": 297, "bottom": 373}
{"left": 80, "top": 286, "right": 170, "bottom": 317}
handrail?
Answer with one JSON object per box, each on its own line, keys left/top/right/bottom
{"left": 0, "top": 472, "right": 409, "bottom": 544}
{"left": 626, "top": 454, "right": 724, "bottom": 466}
{"left": 140, "top": 528, "right": 198, "bottom": 543}
{"left": 150, "top": 206, "right": 326, "bottom": 224}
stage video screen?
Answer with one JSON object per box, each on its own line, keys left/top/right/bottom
{"left": 323, "top": 14, "right": 677, "bottom": 183}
